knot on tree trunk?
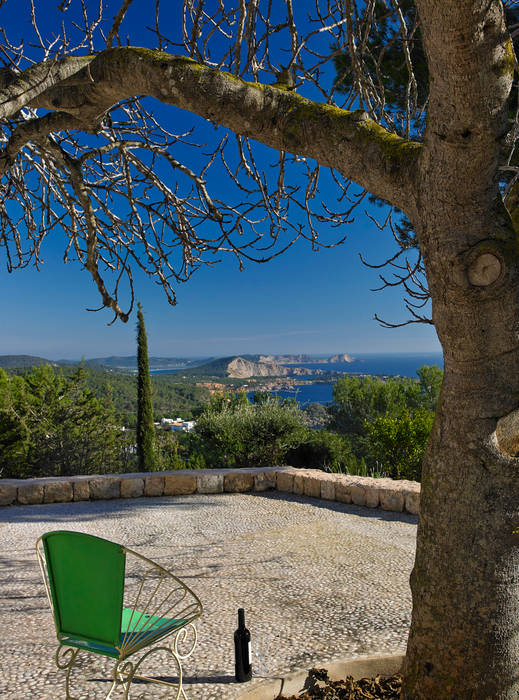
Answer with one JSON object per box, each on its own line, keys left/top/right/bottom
{"left": 467, "top": 252, "right": 503, "bottom": 286}
{"left": 452, "top": 241, "right": 508, "bottom": 291}
{"left": 496, "top": 408, "right": 519, "bottom": 457}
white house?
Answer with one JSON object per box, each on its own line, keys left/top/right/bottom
{"left": 160, "top": 417, "right": 195, "bottom": 432}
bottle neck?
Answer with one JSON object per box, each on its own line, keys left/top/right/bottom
{"left": 238, "top": 608, "right": 246, "bottom": 628}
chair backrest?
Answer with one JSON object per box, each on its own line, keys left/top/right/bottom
{"left": 41, "top": 531, "right": 126, "bottom": 648}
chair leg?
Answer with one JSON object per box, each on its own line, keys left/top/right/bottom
{"left": 118, "top": 645, "right": 187, "bottom": 700}
{"left": 103, "top": 659, "right": 127, "bottom": 700}
{"left": 55, "top": 646, "right": 80, "bottom": 700}
{"left": 53, "top": 635, "right": 196, "bottom": 700}
{"left": 56, "top": 646, "right": 124, "bottom": 700}
{"left": 116, "top": 624, "right": 198, "bottom": 699}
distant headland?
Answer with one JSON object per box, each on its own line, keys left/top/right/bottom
{"left": 0, "top": 352, "right": 355, "bottom": 376}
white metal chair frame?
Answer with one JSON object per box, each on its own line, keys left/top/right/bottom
{"left": 36, "top": 535, "right": 203, "bottom": 700}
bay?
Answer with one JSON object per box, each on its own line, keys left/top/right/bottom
{"left": 251, "top": 352, "right": 444, "bottom": 407}
{"left": 151, "top": 352, "right": 444, "bottom": 407}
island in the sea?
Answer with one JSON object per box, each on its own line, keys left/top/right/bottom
{"left": 257, "top": 353, "right": 353, "bottom": 365}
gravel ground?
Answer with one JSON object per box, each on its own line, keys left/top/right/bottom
{"left": 0, "top": 492, "right": 416, "bottom": 700}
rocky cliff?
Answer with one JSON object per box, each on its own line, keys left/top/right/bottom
{"left": 226, "top": 357, "right": 323, "bottom": 378}
{"left": 226, "top": 357, "right": 289, "bottom": 378}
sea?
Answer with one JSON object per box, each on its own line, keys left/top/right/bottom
{"left": 152, "top": 352, "right": 443, "bottom": 407}
{"left": 255, "top": 352, "right": 443, "bottom": 406}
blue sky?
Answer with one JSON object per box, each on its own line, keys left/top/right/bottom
{"left": 0, "top": 211, "right": 441, "bottom": 359}
{"left": 0, "top": 1, "right": 442, "bottom": 360}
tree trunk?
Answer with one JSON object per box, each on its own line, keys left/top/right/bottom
{"left": 400, "top": 4, "right": 519, "bottom": 693}
{"left": 402, "top": 199, "right": 519, "bottom": 696}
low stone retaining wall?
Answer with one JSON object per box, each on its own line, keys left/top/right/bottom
{"left": 0, "top": 466, "right": 420, "bottom": 514}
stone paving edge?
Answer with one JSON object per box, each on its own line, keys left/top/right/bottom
{"left": 236, "top": 653, "right": 405, "bottom": 700}
{"left": 0, "top": 467, "right": 420, "bottom": 514}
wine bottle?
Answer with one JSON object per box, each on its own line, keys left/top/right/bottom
{"left": 234, "top": 608, "right": 252, "bottom": 682}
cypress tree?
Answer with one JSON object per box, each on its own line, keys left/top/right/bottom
{"left": 136, "top": 302, "right": 155, "bottom": 470}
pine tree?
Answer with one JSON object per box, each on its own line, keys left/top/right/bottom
{"left": 136, "top": 302, "right": 155, "bottom": 470}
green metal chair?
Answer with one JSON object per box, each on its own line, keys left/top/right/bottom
{"left": 36, "top": 530, "right": 203, "bottom": 699}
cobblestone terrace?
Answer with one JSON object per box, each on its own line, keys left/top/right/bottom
{"left": 0, "top": 492, "right": 416, "bottom": 700}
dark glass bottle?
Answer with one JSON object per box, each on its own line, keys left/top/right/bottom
{"left": 234, "top": 608, "right": 252, "bottom": 682}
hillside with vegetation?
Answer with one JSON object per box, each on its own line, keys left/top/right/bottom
{"left": 5, "top": 365, "right": 212, "bottom": 425}
{"left": 184, "top": 366, "right": 442, "bottom": 481}
{"left": 0, "top": 353, "right": 204, "bottom": 371}
{"left": 83, "top": 355, "right": 202, "bottom": 370}
{"left": 0, "top": 365, "right": 125, "bottom": 478}
{"left": 0, "top": 354, "right": 442, "bottom": 482}
{"left": 0, "top": 355, "right": 59, "bottom": 368}
{"left": 181, "top": 354, "right": 322, "bottom": 378}
{"left": 181, "top": 355, "right": 256, "bottom": 377}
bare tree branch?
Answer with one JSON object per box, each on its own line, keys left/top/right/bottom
{"left": 106, "top": 0, "right": 135, "bottom": 49}
{"left": 4, "top": 0, "right": 511, "bottom": 326}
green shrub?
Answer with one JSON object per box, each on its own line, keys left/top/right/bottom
{"left": 286, "top": 429, "right": 388, "bottom": 477}
{"left": 0, "top": 366, "right": 123, "bottom": 478}
{"left": 194, "top": 394, "right": 305, "bottom": 468}
{"left": 286, "top": 430, "right": 352, "bottom": 471}
{"left": 363, "top": 408, "right": 434, "bottom": 481}
{"left": 328, "top": 365, "right": 442, "bottom": 436}
{"left": 155, "top": 430, "right": 206, "bottom": 470}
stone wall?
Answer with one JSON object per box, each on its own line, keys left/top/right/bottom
{"left": 0, "top": 467, "right": 420, "bottom": 515}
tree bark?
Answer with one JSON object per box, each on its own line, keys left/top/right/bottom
{"left": 402, "top": 207, "right": 519, "bottom": 697}
{"left": 402, "top": 2, "right": 519, "bottom": 695}
{"left": 3, "top": 47, "right": 419, "bottom": 211}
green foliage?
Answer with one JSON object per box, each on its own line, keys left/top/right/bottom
{"left": 251, "top": 390, "right": 274, "bottom": 404}
{"left": 327, "top": 366, "right": 442, "bottom": 481}
{"left": 86, "top": 370, "right": 210, "bottom": 424}
{"left": 136, "top": 303, "right": 155, "bottom": 470}
{"left": 287, "top": 429, "right": 352, "bottom": 472}
{"left": 0, "top": 357, "right": 442, "bottom": 481}
{"left": 364, "top": 408, "right": 434, "bottom": 481}
{"left": 329, "top": 365, "right": 441, "bottom": 435}
{"left": 302, "top": 401, "right": 330, "bottom": 429}
{"left": 0, "top": 354, "right": 54, "bottom": 369}
{"left": 116, "top": 428, "right": 139, "bottom": 473}
{"left": 154, "top": 431, "right": 184, "bottom": 470}
{"left": 0, "top": 365, "right": 123, "bottom": 478}
{"left": 328, "top": 374, "right": 417, "bottom": 434}
{"left": 330, "top": 455, "right": 383, "bottom": 479}
{"left": 0, "top": 369, "right": 31, "bottom": 474}
{"left": 6, "top": 365, "right": 211, "bottom": 425}
{"left": 417, "top": 365, "right": 443, "bottom": 409}
{"left": 333, "top": 0, "right": 427, "bottom": 132}
{"left": 193, "top": 393, "right": 305, "bottom": 468}
{"left": 286, "top": 429, "right": 385, "bottom": 478}
{"left": 252, "top": 390, "right": 298, "bottom": 409}
{"left": 156, "top": 431, "right": 207, "bottom": 470}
